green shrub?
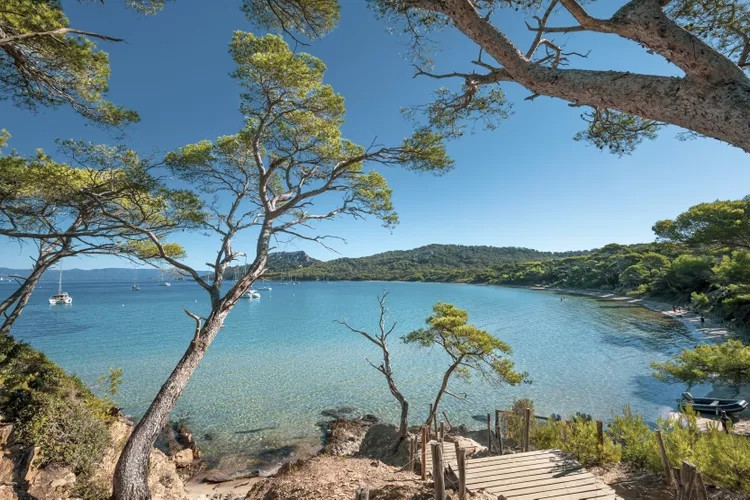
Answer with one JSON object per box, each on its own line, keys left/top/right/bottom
{"left": 505, "top": 398, "right": 534, "bottom": 445}
{"left": 608, "top": 405, "right": 656, "bottom": 468}
{"left": 0, "top": 334, "right": 112, "bottom": 476}
{"left": 530, "top": 416, "right": 621, "bottom": 466}
{"left": 658, "top": 408, "right": 750, "bottom": 492}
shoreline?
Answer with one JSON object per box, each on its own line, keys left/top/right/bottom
{"left": 526, "top": 286, "right": 733, "bottom": 341}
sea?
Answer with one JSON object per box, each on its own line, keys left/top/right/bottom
{"left": 7, "top": 279, "right": 706, "bottom": 471}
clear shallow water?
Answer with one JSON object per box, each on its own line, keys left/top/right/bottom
{"left": 8, "top": 280, "right": 701, "bottom": 468}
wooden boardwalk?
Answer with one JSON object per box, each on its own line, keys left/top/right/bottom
{"left": 425, "top": 444, "right": 621, "bottom": 500}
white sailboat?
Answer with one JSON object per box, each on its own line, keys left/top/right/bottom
{"left": 159, "top": 268, "right": 171, "bottom": 287}
{"left": 132, "top": 266, "right": 140, "bottom": 291}
{"left": 49, "top": 264, "right": 72, "bottom": 305}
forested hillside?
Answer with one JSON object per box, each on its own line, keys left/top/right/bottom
{"left": 289, "top": 244, "right": 586, "bottom": 281}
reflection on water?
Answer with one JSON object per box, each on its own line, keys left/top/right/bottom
{"left": 11, "top": 280, "right": 704, "bottom": 468}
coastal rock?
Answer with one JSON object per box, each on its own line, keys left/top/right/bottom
{"left": 172, "top": 448, "right": 194, "bottom": 468}
{"left": 324, "top": 418, "right": 373, "bottom": 457}
{"left": 356, "top": 424, "right": 410, "bottom": 467}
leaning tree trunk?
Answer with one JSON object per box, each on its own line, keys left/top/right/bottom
{"left": 112, "top": 311, "right": 227, "bottom": 499}
{"left": 0, "top": 257, "right": 57, "bottom": 335}
{"left": 426, "top": 356, "right": 463, "bottom": 426}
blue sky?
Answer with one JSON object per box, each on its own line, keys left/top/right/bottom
{"left": 2, "top": 1, "right": 749, "bottom": 270}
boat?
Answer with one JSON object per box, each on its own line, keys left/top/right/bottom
{"left": 257, "top": 286, "right": 272, "bottom": 291}
{"left": 132, "top": 266, "right": 140, "bottom": 291}
{"left": 241, "top": 289, "right": 260, "bottom": 299}
{"left": 679, "top": 392, "right": 749, "bottom": 415}
{"left": 159, "top": 269, "right": 171, "bottom": 287}
{"left": 49, "top": 265, "right": 72, "bottom": 305}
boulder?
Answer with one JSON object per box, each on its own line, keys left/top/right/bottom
{"left": 171, "top": 448, "right": 194, "bottom": 468}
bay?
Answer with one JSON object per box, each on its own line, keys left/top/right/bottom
{"left": 8, "top": 280, "right": 701, "bottom": 469}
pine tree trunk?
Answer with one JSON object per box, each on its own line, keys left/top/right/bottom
{"left": 112, "top": 314, "right": 225, "bottom": 499}
{"left": 0, "top": 258, "right": 55, "bottom": 336}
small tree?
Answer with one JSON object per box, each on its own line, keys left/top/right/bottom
{"left": 0, "top": 141, "right": 196, "bottom": 336}
{"left": 338, "top": 292, "right": 410, "bottom": 441}
{"left": 652, "top": 339, "right": 750, "bottom": 394}
{"left": 111, "top": 32, "right": 451, "bottom": 498}
{"left": 404, "top": 303, "right": 528, "bottom": 425}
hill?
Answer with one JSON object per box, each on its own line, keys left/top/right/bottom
{"left": 290, "top": 244, "right": 588, "bottom": 282}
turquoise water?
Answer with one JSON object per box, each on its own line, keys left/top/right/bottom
{"left": 8, "top": 280, "right": 701, "bottom": 469}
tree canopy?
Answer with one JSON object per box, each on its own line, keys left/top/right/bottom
{"left": 654, "top": 197, "right": 750, "bottom": 250}
{"left": 404, "top": 302, "right": 527, "bottom": 423}
{"left": 367, "top": 0, "right": 750, "bottom": 154}
{"left": 652, "top": 339, "right": 750, "bottom": 390}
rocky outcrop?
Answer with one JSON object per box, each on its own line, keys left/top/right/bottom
{"left": 0, "top": 417, "right": 188, "bottom": 500}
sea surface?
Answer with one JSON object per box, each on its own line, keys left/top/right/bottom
{"left": 8, "top": 280, "right": 705, "bottom": 470}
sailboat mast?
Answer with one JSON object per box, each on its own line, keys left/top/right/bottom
{"left": 57, "top": 264, "right": 63, "bottom": 295}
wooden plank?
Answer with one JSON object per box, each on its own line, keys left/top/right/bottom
{"left": 468, "top": 449, "right": 559, "bottom": 464}
{"left": 489, "top": 475, "right": 601, "bottom": 495}
{"left": 466, "top": 471, "right": 593, "bottom": 493}
{"left": 504, "top": 483, "right": 613, "bottom": 500}
{"left": 468, "top": 469, "right": 592, "bottom": 489}
{"left": 467, "top": 452, "right": 561, "bottom": 470}
{"left": 466, "top": 459, "right": 582, "bottom": 479}
{"left": 466, "top": 454, "right": 564, "bottom": 473}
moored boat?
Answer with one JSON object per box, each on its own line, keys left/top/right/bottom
{"left": 679, "top": 392, "right": 749, "bottom": 415}
{"left": 49, "top": 265, "right": 72, "bottom": 305}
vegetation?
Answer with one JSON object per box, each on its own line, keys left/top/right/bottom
{"left": 651, "top": 339, "right": 750, "bottom": 391}
{"left": 526, "top": 404, "right": 750, "bottom": 493}
{"left": 289, "top": 244, "right": 586, "bottom": 282}
{"left": 0, "top": 334, "right": 112, "bottom": 479}
{"left": 404, "top": 303, "right": 528, "bottom": 425}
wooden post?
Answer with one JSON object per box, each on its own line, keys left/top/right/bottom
{"left": 409, "top": 436, "right": 416, "bottom": 473}
{"left": 442, "top": 411, "right": 453, "bottom": 431}
{"left": 355, "top": 488, "right": 369, "bottom": 500}
{"left": 421, "top": 426, "right": 428, "bottom": 480}
{"left": 655, "top": 430, "right": 674, "bottom": 486}
{"left": 523, "top": 407, "right": 531, "bottom": 452}
{"left": 673, "top": 467, "right": 683, "bottom": 500}
{"left": 438, "top": 421, "right": 444, "bottom": 441}
{"left": 693, "top": 466, "right": 709, "bottom": 500}
{"left": 495, "top": 410, "right": 504, "bottom": 455}
{"left": 456, "top": 447, "right": 467, "bottom": 500}
{"left": 431, "top": 441, "right": 446, "bottom": 500}
{"left": 596, "top": 420, "right": 604, "bottom": 459}
{"left": 428, "top": 404, "right": 434, "bottom": 438}
{"left": 486, "top": 413, "right": 493, "bottom": 454}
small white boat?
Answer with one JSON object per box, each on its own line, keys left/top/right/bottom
{"left": 257, "top": 286, "right": 272, "bottom": 291}
{"left": 241, "top": 289, "right": 260, "bottom": 299}
{"left": 159, "top": 269, "right": 171, "bottom": 287}
{"left": 132, "top": 265, "right": 140, "bottom": 291}
{"left": 49, "top": 265, "right": 72, "bottom": 305}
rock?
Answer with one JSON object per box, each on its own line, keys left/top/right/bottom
{"left": 447, "top": 435, "right": 487, "bottom": 457}
{"left": 324, "top": 419, "right": 371, "bottom": 457}
{"left": 356, "top": 424, "right": 409, "bottom": 467}
{"left": 171, "top": 448, "right": 194, "bottom": 468}
{"left": 27, "top": 465, "right": 76, "bottom": 499}
{"left": 203, "top": 468, "right": 259, "bottom": 483}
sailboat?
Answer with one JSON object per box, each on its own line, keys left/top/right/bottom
{"left": 131, "top": 266, "right": 140, "bottom": 291}
{"left": 49, "top": 264, "right": 72, "bottom": 305}
{"left": 159, "top": 268, "right": 171, "bottom": 287}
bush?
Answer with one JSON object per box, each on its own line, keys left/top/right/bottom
{"left": 505, "top": 398, "right": 534, "bottom": 445}
{"left": 0, "top": 334, "right": 112, "bottom": 476}
{"left": 658, "top": 409, "right": 750, "bottom": 492}
{"left": 608, "top": 405, "right": 655, "bottom": 468}
{"left": 530, "top": 416, "right": 621, "bottom": 466}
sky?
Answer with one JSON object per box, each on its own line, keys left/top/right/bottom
{"left": 2, "top": 1, "right": 750, "bottom": 270}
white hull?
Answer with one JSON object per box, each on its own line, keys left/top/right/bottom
{"left": 49, "top": 294, "right": 72, "bottom": 305}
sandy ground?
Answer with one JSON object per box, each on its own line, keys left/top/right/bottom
{"left": 185, "top": 476, "right": 263, "bottom": 500}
